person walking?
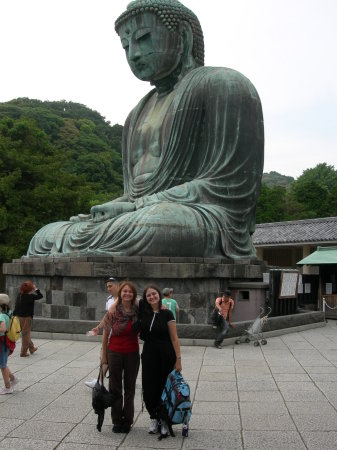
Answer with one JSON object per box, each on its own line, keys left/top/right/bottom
{"left": 85, "top": 276, "right": 119, "bottom": 388}
{"left": 139, "top": 285, "right": 182, "bottom": 438}
{"left": 101, "top": 281, "right": 140, "bottom": 434}
{"left": 0, "top": 294, "right": 18, "bottom": 394}
{"left": 13, "top": 281, "right": 43, "bottom": 357}
{"left": 162, "top": 288, "right": 179, "bottom": 321}
{"left": 213, "top": 290, "right": 235, "bottom": 349}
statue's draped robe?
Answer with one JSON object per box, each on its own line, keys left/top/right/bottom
{"left": 28, "top": 67, "right": 264, "bottom": 258}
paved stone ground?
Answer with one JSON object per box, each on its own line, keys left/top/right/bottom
{"left": 1, "top": 321, "right": 337, "bottom": 449}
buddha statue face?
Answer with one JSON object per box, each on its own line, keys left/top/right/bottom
{"left": 118, "top": 12, "right": 184, "bottom": 82}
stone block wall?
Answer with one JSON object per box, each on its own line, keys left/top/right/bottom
{"left": 3, "top": 256, "right": 268, "bottom": 324}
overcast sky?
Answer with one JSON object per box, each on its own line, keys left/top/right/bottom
{"left": 1, "top": 0, "right": 336, "bottom": 178}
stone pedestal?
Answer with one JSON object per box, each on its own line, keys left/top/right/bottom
{"left": 3, "top": 256, "right": 268, "bottom": 324}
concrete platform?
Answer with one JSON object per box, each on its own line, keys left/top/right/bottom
{"left": 1, "top": 321, "right": 337, "bottom": 449}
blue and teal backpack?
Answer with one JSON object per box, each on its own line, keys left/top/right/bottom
{"left": 161, "top": 369, "right": 191, "bottom": 437}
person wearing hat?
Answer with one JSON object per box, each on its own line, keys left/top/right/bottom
{"left": 105, "top": 277, "right": 120, "bottom": 311}
{"left": 213, "top": 290, "right": 235, "bottom": 349}
{"left": 0, "top": 294, "right": 18, "bottom": 394}
{"left": 85, "top": 277, "right": 120, "bottom": 388}
{"left": 162, "top": 288, "right": 179, "bottom": 321}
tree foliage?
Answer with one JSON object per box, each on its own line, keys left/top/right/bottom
{"left": 0, "top": 99, "right": 123, "bottom": 262}
{"left": 256, "top": 163, "right": 337, "bottom": 224}
{"left": 256, "top": 185, "right": 287, "bottom": 223}
{"left": 289, "top": 163, "right": 337, "bottom": 218}
{"left": 262, "top": 171, "right": 294, "bottom": 188}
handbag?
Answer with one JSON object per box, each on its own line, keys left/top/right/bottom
{"left": 0, "top": 335, "right": 16, "bottom": 356}
{"left": 92, "top": 365, "right": 114, "bottom": 432}
{"left": 211, "top": 308, "right": 222, "bottom": 326}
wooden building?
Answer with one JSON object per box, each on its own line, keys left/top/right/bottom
{"left": 297, "top": 246, "right": 337, "bottom": 318}
{"left": 253, "top": 217, "right": 337, "bottom": 313}
{"left": 253, "top": 216, "right": 337, "bottom": 270}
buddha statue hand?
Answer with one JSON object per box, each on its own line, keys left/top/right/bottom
{"left": 91, "top": 201, "right": 136, "bottom": 223}
{"left": 69, "top": 213, "right": 92, "bottom": 223}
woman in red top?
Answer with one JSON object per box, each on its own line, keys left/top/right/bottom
{"left": 101, "top": 281, "right": 139, "bottom": 434}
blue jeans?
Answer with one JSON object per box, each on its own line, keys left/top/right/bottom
{"left": 215, "top": 316, "right": 229, "bottom": 345}
{"left": 0, "top": 339, "right": 10, "bottom": 368}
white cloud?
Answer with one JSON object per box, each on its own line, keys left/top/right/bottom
{"left": 265, "top": 134, "right": 336, "bottom": 178}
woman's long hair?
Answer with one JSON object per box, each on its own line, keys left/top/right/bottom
{"left": 117, "top": 281, "right": 137, "bottom": 306}
{"left": 19, "top": 280, "right": 34, "bottom": 294}
{"left": 142, "top": 285, "right": 162, "bottom": 314}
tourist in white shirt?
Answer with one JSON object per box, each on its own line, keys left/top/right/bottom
{"left": 105, "top": 277, "right": 119, "bottom": 311}
{"left": 85, "top": 277, "right": 119, "bottom": 388}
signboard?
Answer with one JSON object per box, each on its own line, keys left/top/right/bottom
{"left": 305, "top": 283, "right": 311, "bottom": 294}
{"left": 326, "top": 283, "right": 333, "bottom": 295}
{"left": 263, "top": 273, "right": 270, "bottom": 283}
{"left": 279, "top": 271, "right": 299, "bottom": 299}
{"left": 297, "top": 275, "right": 303, "bottom": 294}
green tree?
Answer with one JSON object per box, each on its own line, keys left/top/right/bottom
{"left": 288, "top": 163, "right": 337, "bottom": 219}
{"left": 0, "top": 117, "right": 95, "bottom": 261}
{"left": 256, "top": 184, "right": 287, "bottom": 223}
{"left": 257, "top": 163, "right": 337, "bottom": 223}
{"left": 0, "top": 98, "right": 125, "bottom": 262}
{"left": 327, "top": 183, "right": 337, "bottom": 216}
{"left": 262, "top": 171, "right": 294, "bottom": 188}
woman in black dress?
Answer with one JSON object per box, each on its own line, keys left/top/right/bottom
{"left": 139, "top": 285, "right": 182, "bottom": 437}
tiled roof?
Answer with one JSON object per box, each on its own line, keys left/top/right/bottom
{"left": 253, "top": 216, "right": 337, "bottom": 246}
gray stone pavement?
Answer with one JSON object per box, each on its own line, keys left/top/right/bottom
{"left": 1, "top": 322, "right": 337, "bottom": 449}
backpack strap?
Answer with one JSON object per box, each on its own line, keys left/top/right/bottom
{"left": 4, "top": 311, "right": 11, "bottom": 336}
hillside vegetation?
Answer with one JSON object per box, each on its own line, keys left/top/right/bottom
{"left": 257, "top": 164, "right": 337, "bottom": 223}
{"left": 0, "top": 98, "right": 123, "bottom": 261}
{"left": 262, "top": 171, "right": 294, "bottom": 188}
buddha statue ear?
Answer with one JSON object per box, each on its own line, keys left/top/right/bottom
{"left": 178, "top": 21, "right": 196, "bottom": 72}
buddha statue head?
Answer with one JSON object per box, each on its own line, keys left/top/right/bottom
{"left": 115, "top": 0, "right": 204, "bottom": 91}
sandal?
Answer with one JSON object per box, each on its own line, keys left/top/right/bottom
{"left": 20, "top": 353, "right": 30, "bottom": 357}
